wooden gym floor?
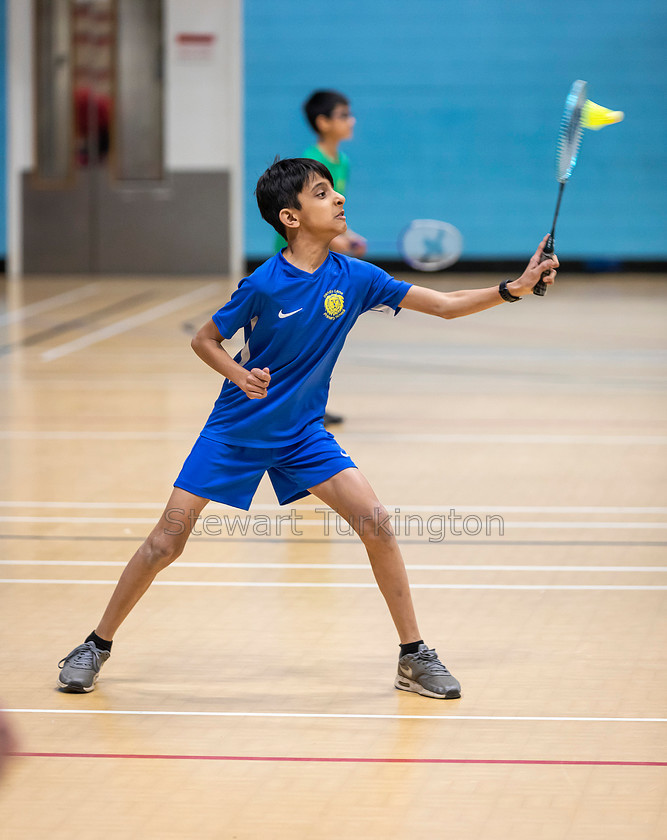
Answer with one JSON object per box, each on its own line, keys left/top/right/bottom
{"left": 0, "top": 271, "right": 665, "bottom": 839}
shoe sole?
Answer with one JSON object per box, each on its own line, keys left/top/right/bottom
{"left": 57, "top": 676, "right": 97, "bottom": 693}
{"left": 394, "top": 675, "right": 461, "bottom": 699}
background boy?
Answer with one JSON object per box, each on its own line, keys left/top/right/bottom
{"left": 58, "top": 158, "right": 558, "bottom": 701}
{"left": 276, "top": 89, "right": 366, "bottom": 258}
{"left": 300, "top": 89, "right": 366, "bottom": 425}
{"left": 302, "top": 89, "right": 367, "bottom": 257}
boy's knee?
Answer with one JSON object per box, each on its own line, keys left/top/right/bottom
{"left": 355, "top": 504, "right": 395, "bottom": 544}
{"left": 141, "top": 533, "right": 183, "bottom": 569}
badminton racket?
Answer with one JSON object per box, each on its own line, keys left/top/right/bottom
{"left": 533, "top": 79, "right": 588, "bottom": 296}
{"left": 399, "top": 219, "right": 463, "bottom": 272}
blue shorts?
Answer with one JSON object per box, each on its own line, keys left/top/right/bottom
{"left": 174, "top": 427, "right": 356, "bottom": 510}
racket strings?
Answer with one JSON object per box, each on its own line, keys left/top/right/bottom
{"left": 556, "top": 80, "right": 587, "bottom": 183}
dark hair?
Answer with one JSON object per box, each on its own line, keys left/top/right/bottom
{"left": 303, "top": 89, "right": 349, "bottom": 133}
{"left": 255, "top": 157, "right": 334, "bottom": 238}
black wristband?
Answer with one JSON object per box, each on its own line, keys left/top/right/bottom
{"left": 499, "top": 279, "right": 521, "bottom": 302}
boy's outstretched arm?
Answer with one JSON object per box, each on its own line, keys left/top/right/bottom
{"left": 191, "top": 319, "right": 271, "bottom": 399}
{"left": 399, "top": 236, "right": 559, "bottom": 320}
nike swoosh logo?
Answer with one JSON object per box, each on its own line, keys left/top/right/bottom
{"left": 278, "top": 308, "right": 303, "bottom": 319}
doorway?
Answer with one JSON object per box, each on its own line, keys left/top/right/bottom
{"left": 23, "top": 0, "right": 230, "bottom": 274}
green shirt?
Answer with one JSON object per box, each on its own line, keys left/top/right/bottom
{"left": 274, "top": 145, "right": 351, "bottom": 251}
{"left": 303, "top": 144, "right": 349, "bottom": 194}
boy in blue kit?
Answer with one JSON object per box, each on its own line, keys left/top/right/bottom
{"left": 58, "top": 158, "right": 558, "bottom": 698}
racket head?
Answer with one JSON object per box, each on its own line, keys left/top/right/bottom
{"left": 399, "top": 219, "right": 463, "bottom": 271}
{"left": 556, "top": 79, "right": 588, "bottom": 183}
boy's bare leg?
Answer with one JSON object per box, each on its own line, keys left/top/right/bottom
{"left": 58, "top": 487, "right": 210, "bottom": 691}
{"left": 309, "top": 468, "right": 461, "bottom": 699}
{"left": 96, "top": 487, "right": 210, "bottom": 640}
{"left": 308, "top": 468, "right": 421, "bottom": 644}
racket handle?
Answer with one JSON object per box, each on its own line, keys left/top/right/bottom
{"left": 533, "top": 234, "right": 555, "bottom": 297}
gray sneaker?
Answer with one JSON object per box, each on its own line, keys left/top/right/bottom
{"left": 395, "top": 644, "right": 461, "bottom": 699}
{"left": 58, "top": 641, "right": 110, "bottom": 693}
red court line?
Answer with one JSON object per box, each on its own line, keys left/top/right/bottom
{"left": 11, "top": 752, "right": 666, "bottom": 767}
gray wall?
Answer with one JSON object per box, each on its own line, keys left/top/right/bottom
{"left": 23, "top": 169, "right": 230, "bottom": 274}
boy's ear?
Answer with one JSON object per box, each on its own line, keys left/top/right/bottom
{"left": 314, "top": 113, "right": 330, "bottom": 135}
{"left": 279, "top": 208, "right": 300, "bottom": 231}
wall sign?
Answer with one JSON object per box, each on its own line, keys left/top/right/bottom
{"left": 175, "top": 32, "right": 216, "bottom": 61}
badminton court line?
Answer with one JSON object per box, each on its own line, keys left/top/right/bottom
{"left": 10, "top": 752, "right": 667, "bottom": 767}
{"left": 1, "top": 430, "right": 666, "bottom": 445}
{"left": 6, "top": 536, "right": 661, "bottom": 547}
{"left": 347, "top": 432, "right": 667, "bottom": 445}
{"left": 0, "top": 283, "right": 100, "bottom": 327}
{"left": 6, "top": 709, "right": 666, "bottom": 723}
{"left": 2, "top": 579, "right": 665, "bottom": 591}
{"left": 1, "top": 501, "right": 665, "bottom": 514}
{"left": 3, "top": 560, "right": 665, "bottom": 572}
{"left": 17, "top": 752, "right": 667, "bottom": 767}
{"left": 0, "top": 515, "right": 664, "bottom": 529}
{"left": 40, "top": 282, "right": 220, "bottom": 361}
{"left": 0, "top": 431, "right": 193, "bottom": 440}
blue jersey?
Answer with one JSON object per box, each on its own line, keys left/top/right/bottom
{"left": 201, "top": 251, "right": 412, "bottom": 447}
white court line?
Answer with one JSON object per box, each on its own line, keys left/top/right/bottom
{"left": 5, "top": 709, "right": 666, "bottom": 723}
{"left": 0, "top": 283, "right": 100, "bottom": 327}
{"left": 0, "top": 515, "right": 665, "bottom": 529}
{"left": 1, "top": 501, "right": 666, "bottom": 515}
{"left": 1, "top": 430, "right": 666, "bottom": 445}
{"left": 0, "top": 431, "right": 192, "bottom": 440}
{"left": 2, "top": 560, "right": 665, "bottom": 573}
{"left": 40, "top": 283, "right": 220, "bottom": 361}
{"left": 2, "top": 579, "right": 665, "bottom": 591}
{"left": 345, "top": 433, "right": 667, "bottom": 446}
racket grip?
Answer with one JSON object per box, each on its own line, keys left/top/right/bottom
{"left": 533, "top": 235, "right": 554, "bottom": 296}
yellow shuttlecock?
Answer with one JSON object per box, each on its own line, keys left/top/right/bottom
{"left": 581, "top": 99, "right": 624, "bottom": 130}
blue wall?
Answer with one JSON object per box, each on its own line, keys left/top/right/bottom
{"left": 245, "top": 0, "right": 667, "bottom": 261}
{"left": 0, "top": 0, "right": 5, "bottom": 261}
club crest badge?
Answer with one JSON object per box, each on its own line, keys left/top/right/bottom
{"left": 323, "top": 289, "right": 345, "bottom": 321}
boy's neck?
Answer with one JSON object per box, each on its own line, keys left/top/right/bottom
{"left": 316, "top": 138, "right": 340, "bottom": 162}
{"left": 282, "top": 237, "right": 331, "bottom": 274}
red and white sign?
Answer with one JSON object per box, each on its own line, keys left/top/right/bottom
{"left": 175, "top": 32, "right": 216, "bottom": 61}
